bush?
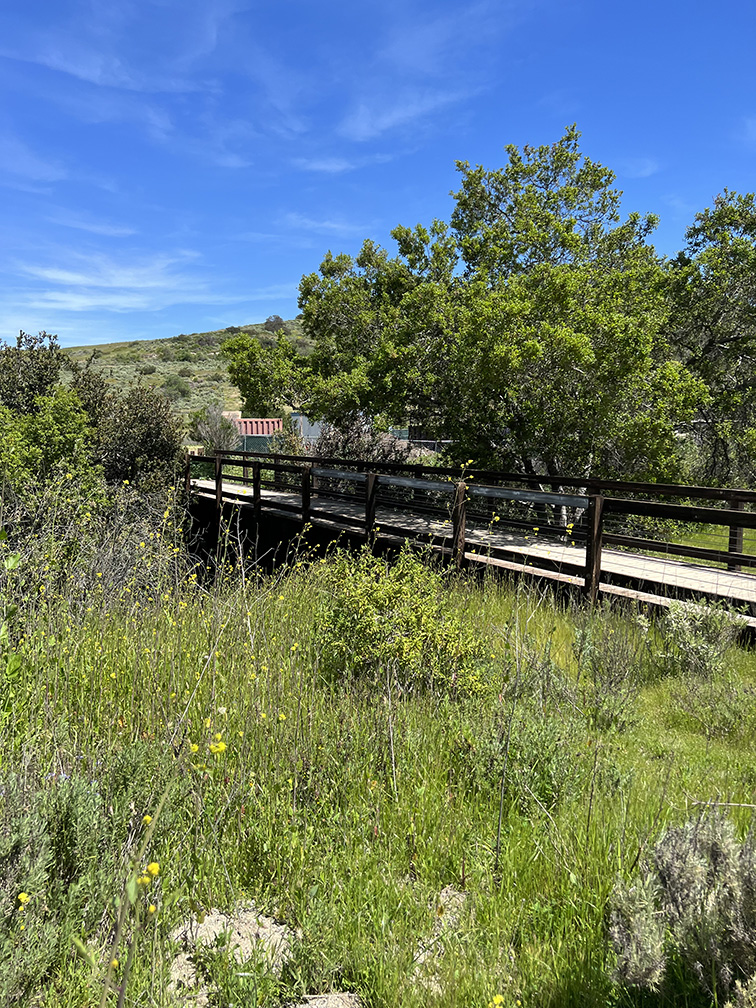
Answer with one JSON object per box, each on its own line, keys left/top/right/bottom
{"left": 655, "top": 602, "right": 745, "bottom": 679}
{"left": 0, "top": 331, "right": 63, "bottom": 414}
{"left": 163, "top": 374, "right": 191, "bottom": 399}
{"left": 455, "top": 706, "right": 585, "bottom": 813}
{"left": 314, "top": 415, "right": 411, "bottom": 464}
{"left": 97, "top": 387, "right": 183, "bottom": 485}
{"left": 315, "top": 546, "right": 493, "bottom": 695}
{"left": 137, "top": 363, "right": 156, "bottom": 375}
{"left": 610, "top": 812, "right": 756, "bottom": 1001}
{"left": 189, "top": 404, "right": 240, "bottom": 454}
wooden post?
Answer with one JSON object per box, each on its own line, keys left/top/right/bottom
{"left": 184, "top": 452, "right": 192, "bottom": 495}
{"left": 252, "top": 460, "right": 261, "bottom": 521}
{"left": 243, "top": 458, "right": 250, "bottom": 484}
{"left": 301, "top": 465, "right": 311, "bottom": 523}
{"left": 214, "top": 453, "right": 223, "bottom": 519}
{"left": 451, "top": 481, "right": 467, "bottom": 569}
{"left": 365, "top": 472, "right": 378, "bottom": 537}
{"left": 584, "top": 494, "right": 604, "bottom": 603}
{"left": 728, "top": 497, "right": 745, "bottom": 571}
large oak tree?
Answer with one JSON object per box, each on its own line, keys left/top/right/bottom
{"left": 225, "top": 128, "right": 705, "bottom": 480}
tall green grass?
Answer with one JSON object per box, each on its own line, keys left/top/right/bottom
{"left": 2, "top": 533, "right": 756, "bottom": 1006}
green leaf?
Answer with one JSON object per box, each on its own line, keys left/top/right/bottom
{"left": 125, "top": 872, "right": 138, "bottom": 905}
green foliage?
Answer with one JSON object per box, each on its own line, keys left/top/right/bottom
{"left": 666, "top": 190, "right": 756, "bottom": 484}
{"left": 224, "top": 128, "right": 705, "bottom": 478}
{"left": 655, "top": 601, "right": 745, "bottom": 679}
{"left": 315, "top": 547, "right": 494, "bottom": 695}
{"left": 455, "top": 703, "right": 586, "bottom": 813}
{"left": 96, "top": 386, "right": 183, "bottom": 485}
{"left": 0, "top": 331, "right": 64, "bottom": 414}
{"left": 222, "top": 331, "right": 298, "bottom": 415}
{"left": 0, "top": 386, "right": 98, "bottom": 487}
{"left": 163, "top": 373, "right": 192, "bottom": 399}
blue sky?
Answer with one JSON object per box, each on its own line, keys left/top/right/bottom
{"left": 1, "top": 0, "right": 754, "bottom": 347}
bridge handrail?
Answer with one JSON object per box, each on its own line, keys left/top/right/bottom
{"left": 191, "top": 450, "right": 756, "bottom": 504}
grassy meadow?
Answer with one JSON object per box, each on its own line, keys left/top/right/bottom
{"left": 3, "top": 500, "right": 756, "bottom": 1008}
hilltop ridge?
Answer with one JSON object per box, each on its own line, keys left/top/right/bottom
{"left": 61, "top": 319, "right": 307, "bottom": 416}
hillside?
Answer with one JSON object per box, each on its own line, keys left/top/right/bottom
{"left": 62, "top": 318, "right": 309, "bottom": 417}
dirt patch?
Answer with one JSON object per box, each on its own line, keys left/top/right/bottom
{"left": 412, "top": 886, "right": 469, "bottom": 993}
{"left": 167, "top": 903, "right": 297, "bottom": 1004}
{"left": 290, "top": 996, "right": 362, "bottom": 1008}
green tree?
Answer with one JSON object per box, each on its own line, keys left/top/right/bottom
{"left": 666, "top": 190, "right": 756, "bottom": 484}
{"left": 0, "top": 387, "right": 99, "bottom": 488}
{"left": 0, "top": 331, "right": 64, "bottom": 414}
{"left": 96, "top": 387, "right": 183, "bottom": 485}
{"left": 224, "top": 128, "right": 703, "bottom": 478}
{"left": 221, "top": 332, "right": 298, "bottom": 416}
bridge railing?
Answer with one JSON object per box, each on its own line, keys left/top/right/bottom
{"left": 187, "top": 450, "right": 756, "bottom": 602}
{"left": 186, "top": 452, "right": 608, "bottom": 599}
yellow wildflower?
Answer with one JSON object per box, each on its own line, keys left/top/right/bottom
{"left": 146, "top": 862, "right": 160, "bottom": 878}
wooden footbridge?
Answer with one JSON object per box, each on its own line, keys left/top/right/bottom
{"left": 188, "top": 451, "right": 756, "bottom": 627}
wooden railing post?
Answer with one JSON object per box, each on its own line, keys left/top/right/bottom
{"left": 365, "top": 472, "right": 378, "bottom": 537}
{"left": 728, "top": 497, "right": 745, "bottom": 571}
{"left": 452, "top": 480, "right": 467, "bottom": 569}
{"left": 184, "top": 452, "right": 192, "bottom": 495}
{"left": 214, "top": 452, "right": 224, "bottom": 519}
{"left": 252, "top": 460, "right": 261, "bottom": 521}
{"left": 243, "top": 457, "right": 250, "bottom": 483}
{"left": 584, "top": 494, "right": 604, "bottom": 603}
{"left": 301, "top": 465, "right": 311, "bottom": 523}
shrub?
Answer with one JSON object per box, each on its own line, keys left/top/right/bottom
{"left": 315, "top": 546, "right": 493, "bottom": 695}
{"left": 0, "top": 773, "right": 121, "bottom": 1001}
{"left": 189, "top": 404, "right": 240, "bottom": 454}
{"left": 455, "top": 706, "right": 585, "bottom": 813}
{"left": 314, "top": 415, "right": 411, "bottom": 464}
{"left": 610, "top": 812, "right": 756, "bottom": 1002}
{"left": 572, "top": 607, "right": 647, "bottom": 731}
{"left": 655, "top": 601, "right": 745, "bottom": 679}
{"left": 97, "top": 387, "right": 183, "bottom": 485}
{"left": 0, "top": 331, "right": 63, "bottom": 414}
{"left": 163, "top": 374, "right": 191, "bottom": 399}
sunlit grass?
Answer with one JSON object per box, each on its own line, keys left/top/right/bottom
{"left": 3, "top": 542, "right": 756, "bottom": 1006}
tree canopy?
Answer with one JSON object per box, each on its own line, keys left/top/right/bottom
{"left": 224, "top": 127, "right": 754, "bottom": 483}
{"left": 665, "top": 190, "right": 756, "bottom": 484}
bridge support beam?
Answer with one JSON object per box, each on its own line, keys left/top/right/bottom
{"left": 584, "top": 494, "right": 604, "bottom": 604}
{"left": 452, "top": 481, "right": 467, "bottom": 569}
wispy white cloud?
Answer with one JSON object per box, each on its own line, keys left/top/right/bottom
{"left": 10, "top": 249, "right": 228, "bottom": 313}
{"left": 339, "top": 88, "right": 469, "bottom": 142}
{"left": 742, "top": 116, "right": 756, "bottom": 147}
{"left": 292, "top": 152, "right": 395, "bottom": 174}
{"left": 616, "top": 156, "right": 661, "bottom": 179}
{"left": 379, "top": 0, "right": 509, "bottom": 76}
{"left": 335, "top": 1, "right": 508, "bottom": 143}
{"left": 0, "top": 131, "right": 67, "bottom": 183}
{"left": 282, "top": 212, "right": 373, "bottom": 236}
{"left": 293, "top": 156, "right": 357, "bottom": 174}
{"left": 46, "top": 210, "right": 137, "bottom": 237}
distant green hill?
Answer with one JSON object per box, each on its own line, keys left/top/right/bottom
{"left": 62, "top": 319, "right": 308, "bottom": 417}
